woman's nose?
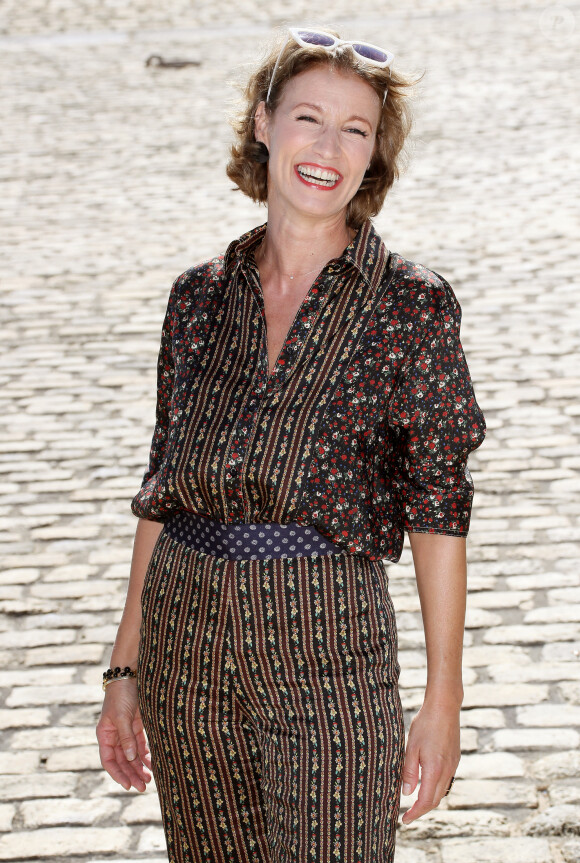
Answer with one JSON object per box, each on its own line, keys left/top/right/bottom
{"left": 313, "top": 125, "right": 341, "bottom": 159}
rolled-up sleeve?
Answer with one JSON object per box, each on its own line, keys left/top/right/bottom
{"left": 387, "top": 272, "right": 486, "bottom": 536}
{"left": 131, "top": 276, "right": 179, "bottom": 520}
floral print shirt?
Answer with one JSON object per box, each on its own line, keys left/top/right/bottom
{"left": 131, "top": 219, "right": 486, "bottom": 562}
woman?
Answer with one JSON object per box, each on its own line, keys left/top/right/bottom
{"left": 97, "top": 26, "right": 485, "bottom": 863}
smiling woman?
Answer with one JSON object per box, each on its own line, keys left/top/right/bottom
{"left": 227, "top": 26, "right": 414, "bottom": 229}
{"left": 97, "top": 23, "right": 486, "bottom": 863}
{"left": 251, "top": 65, "right": 382, "bottom": 246}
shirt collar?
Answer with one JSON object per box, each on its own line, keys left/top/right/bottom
{"left": 224, "top": 218, "right": 390, "bottom": 293}
{"left": 342, "top": 219, "right": 390, "bottom": 292}
{"left": 224, "top": 223, "right": 267, "bottom": 274}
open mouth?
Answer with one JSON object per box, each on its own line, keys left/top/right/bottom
{"left": 296, "top": 164, "right": 342, "bottom": 189}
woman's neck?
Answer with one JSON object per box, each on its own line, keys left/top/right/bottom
{"left": 256, "top": 210, "right": 356, "bottom": 287}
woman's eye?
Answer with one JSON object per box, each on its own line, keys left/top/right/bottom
{"left": 296, "top": 114, "right": 317, "bottom": 123}
{"left": 346, "top": 127, "right": 368, "bottom": 137}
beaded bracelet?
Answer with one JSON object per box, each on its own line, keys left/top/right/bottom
{"left": 102, "top": 666, "right": 137, "bottom": 691}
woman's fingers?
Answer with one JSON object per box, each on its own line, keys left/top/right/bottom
{"left": 401, "top": 759, "right": 458, "bottom": 823}
{"left": 400, "top": 703, "right": 460, "bottom": 824}
{"left": 401, "top": 741, "right": 419, "bottom": 796}
{"left": 100, "top": 733, "right": 151, "bottom": 792}
{"left": 113, "top": 743, "right": 150, "bottom": 792}
{"left": 96, "top": 686, "right": 151, "bottom": 792}
{"left": 401, "top": 760, "right": 453, "bottom": 823}
{"left": 98, "top": 738, "right": 133, "bottom": 790}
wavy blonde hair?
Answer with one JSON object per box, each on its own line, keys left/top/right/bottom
{"left": 226, "top": 27, "right": 416, "bottom": 228}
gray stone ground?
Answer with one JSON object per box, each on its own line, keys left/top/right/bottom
{"left": 0, "top": 0, "right": 579, "bottom": 861}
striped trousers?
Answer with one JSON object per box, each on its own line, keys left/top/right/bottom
{"left": 138, "top": 528, "right": 404, "bottom": 863}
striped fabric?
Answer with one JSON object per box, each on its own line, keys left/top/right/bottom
{"left": 138, "top": 529, "right": 404, "bottom": 863}
{"left": 133, "top": 220, "right": 484, "bottom": 861}
{"left": 131, "top": 220, "right": 485, "bottom": 561}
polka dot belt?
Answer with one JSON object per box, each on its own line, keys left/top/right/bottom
{"left": 164, "top": 510, "right": 342, "bottom": 560}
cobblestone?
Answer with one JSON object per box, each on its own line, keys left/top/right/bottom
{"left": 395, "top": 850, "right": 428, "bottom": 863}
{"left": 0, "top": 708, "right": 51, "bottom": 730}
{"left": 457, "top": 753, "right": 525, "bottom": 779}
{"left": 549, "top": 783, "right": 580, "bottom": 807}
{"left": 446, "top": 780, "right": 538, "bottom": 810}
{"left": 44, "top": 746, "right": 102, "bottom": 772}
{"left": 562, "top": 840, "right": 580, "bottom": 863}
{"left": 137, "top": 828, "right": 169, "bottom": 854}
{"left": 461, "top": 683, "right": 549, "bottom": 708}
{"left": 543, "top": 642, "right": 580, "bottom": 663}
{"left": 517, "top": 704, "right": 580, "bottom": 727}
{"left": 483, "top": 624, "right": 580, "bottom": 645}
{"left": 459, "top": 728, "right": 478, "bottom": 752}
{"left": 441, "top": 837, "right": 552, "bottom": 863}
{"left": 489, "top": 663, "right": 580, "bottom": 683}
{"left": 10, "top": 727, "right": 97, "bottom": 749}
{"left": 402, "top": 809, "right": 511, "bottom": 840}
{"left": 6, "top": 685, "right": 104, "bottom": 708}
{"left": 531, "top": 751, "right": 580, "bottom": 783}
{"left": 493, "top": 728, "right": 580, "bottom": 750}
{"left": 19, "top": 798, "right": 121, "bottom": 829}
{"left": 559, "top": 682, "right": 580, "bottom": 704}
{"left": 461, "top": 708, "right": 506, "bottom": 729}
{"left": 0, "top": 811, "right": 13, "bottom": 835}
{"left": 525, "top": 805, "right": 580, "bottom": 837}
{"left": 0, "top": 0, "right": 579, "bottom": 861}
{"left": 0, "top": 827, "right": 132, "bottom": 860}
{"left": 120, "top": 795, "right": 163, "bottom": 825}
{"left": 0, "top": 753, "right": 40, "bottom": 775}
{"left": 23, "top": 644, "right": 104, "bottom": 666}
{"left": 0, "top": 774, "right": 77, "bottom": 802}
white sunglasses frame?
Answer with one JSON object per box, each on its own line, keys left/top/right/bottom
{"left": 265, "top": 27, "right": 395, "bottom": 107}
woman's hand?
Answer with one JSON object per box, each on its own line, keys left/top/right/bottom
{"left": 400, "top": 697, "right": 460, "bottom": 824}
{"left": 96, "top": 679, "right": 152, "bottom": 792}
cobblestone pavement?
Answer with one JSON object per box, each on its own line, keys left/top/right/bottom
{"left": 1, "top": 1, "right": 579, "bottom": 861}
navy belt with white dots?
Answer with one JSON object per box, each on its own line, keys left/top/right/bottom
{"left": 164, "top": 510, "right": 342, "bottom": 560}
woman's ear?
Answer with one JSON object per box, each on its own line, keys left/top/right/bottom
{"left": 254, "top": 100, "right": 269, "bottom": 146}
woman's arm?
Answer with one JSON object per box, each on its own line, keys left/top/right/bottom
{"left": 400, "top": 532, "right": 467, "bottom": 824}
{"left": 96, "top": 517, "right": 163, "bottom": 791}
{"left": 110, "top": 518, "right": 163, "bottom": 668}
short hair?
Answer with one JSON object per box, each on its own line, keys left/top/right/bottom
{"left": 226, "top": 27, "right": 416, "bottom": 229}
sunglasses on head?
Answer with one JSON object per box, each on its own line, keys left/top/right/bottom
{"left": 266, "top": 27, "right": 395, "bottom": 106}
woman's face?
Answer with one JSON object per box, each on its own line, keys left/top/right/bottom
{"left": 255, "top": 64, "right": 381, "bottom": 226}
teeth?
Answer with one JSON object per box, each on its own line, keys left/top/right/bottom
{"left": 297, "top": 165, "right": 340, "bottom": 186}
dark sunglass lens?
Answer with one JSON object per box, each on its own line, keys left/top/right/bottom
{"left": 297, "top": 30, "right": 336, "bottom": 47}
{"left": 351, "top": 43, "right": 389, "bottom": 63}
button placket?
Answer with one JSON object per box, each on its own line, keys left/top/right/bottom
{"left": 221, "top": 268, "right": 266, "bottom": 520}
{"left": 230, "top": 258, "right": 353, "bottom": 519}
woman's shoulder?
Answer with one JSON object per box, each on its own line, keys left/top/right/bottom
{"left": 172, "top": 254, "right": 226, "bottom": 292}
{"left": 164, "top": 254, "right": 226, "bottom": 312}
{"left": 386, "top": 251, "right": 462, "bottom": 320}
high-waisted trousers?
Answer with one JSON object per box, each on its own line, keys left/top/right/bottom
{"left": 138, "top": 514, "right": 405, "bottom": 863}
